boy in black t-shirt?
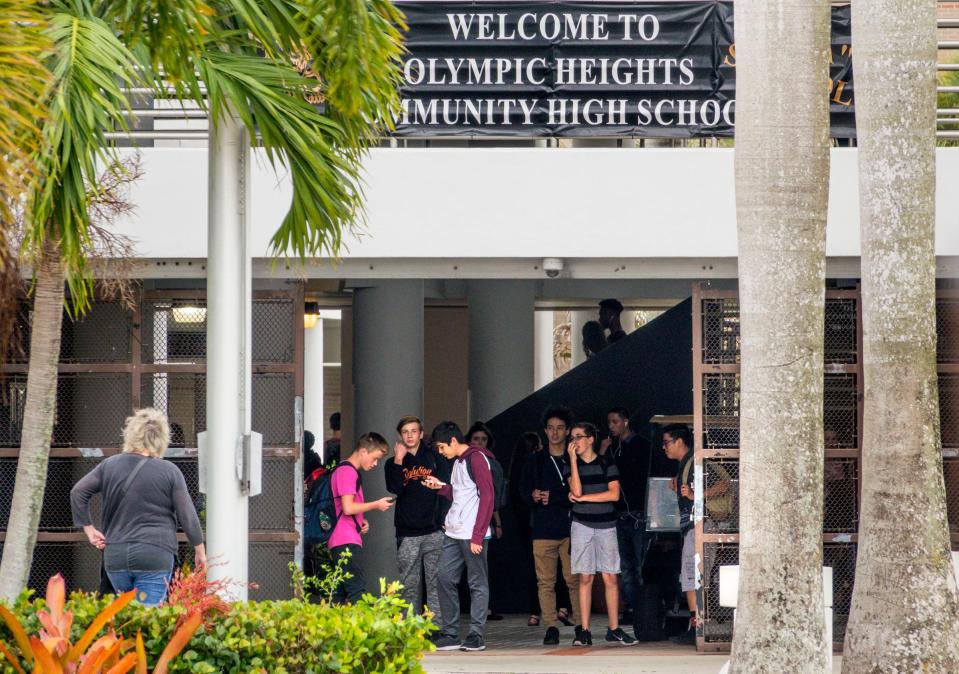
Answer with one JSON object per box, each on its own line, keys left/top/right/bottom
{"left": 565, "top": 422, "right": 637, "bottom": 648}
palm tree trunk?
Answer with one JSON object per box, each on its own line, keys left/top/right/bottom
{"left": 842, "top": 2, "right": 959, "bottom": 671}
{"left": 729, "top": 1, "right": 832, "bottom": 671}
{"left": 0, "top": 237, "right": 64, "bottom": 602}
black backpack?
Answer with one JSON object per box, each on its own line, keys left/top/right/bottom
{"left": 466, "top": 452, "right": 508, "bottom": 510}
{"left": 303, "top": 462, "right": 360, "bottom": 547}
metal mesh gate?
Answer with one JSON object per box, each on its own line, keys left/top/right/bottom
{"left": 0, "top": 288, "right": 303, "bottom": 600}
{"left": 942, "top": 291, "right": 959, "bottom": 560}
{"left": 694, "top": 286, "right": 958, "bottom": 651}
{"left": 694, "top": 287, "right": 865, "bottom": 650}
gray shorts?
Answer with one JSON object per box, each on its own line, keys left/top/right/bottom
{"left": 570, "top": 520, "right": 620, "bottom": 575}
{"left": 680, "top": 527, "right": 697, "bottom": 592}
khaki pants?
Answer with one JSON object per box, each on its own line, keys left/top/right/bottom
{"left": 533, "top": 537, "right": 581, "bottom": 627}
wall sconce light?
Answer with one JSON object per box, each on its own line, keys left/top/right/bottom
{"left": 304, "top": 301, "right": 321, "bottom": 329}
{"left": 171, "top": 305, "right": 207, "bottom": 324}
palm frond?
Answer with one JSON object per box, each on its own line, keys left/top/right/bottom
{"left": 301, "top": 0, "right": 407, "bottom": 142}
{"left": 0, "top": 0, "right": 51, "bottom": 223}
{"left": 26, "top": 5, "right": 142, "bottom": 313}
{"left": 213, "top": 0, "right": 301, "bottom": 58}
{"left": 98, "top": 0, "right": 211, "bottom": 101}
{"left": 198, "top": 50, "right": 363, "bottom": 259}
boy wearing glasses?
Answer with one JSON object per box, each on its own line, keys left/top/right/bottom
{"left": 566, "top": 422, "right": 637, "bottom": 647}
{"left": 664, "top": 423, "right": 727, "bottom": 646}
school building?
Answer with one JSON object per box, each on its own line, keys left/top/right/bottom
{"left": 1, "top": 1, "right": 959, "bottom": 652}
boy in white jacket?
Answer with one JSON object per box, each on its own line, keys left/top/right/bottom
{"left": 424, "top": 421, "right": 496, "bottom": 653}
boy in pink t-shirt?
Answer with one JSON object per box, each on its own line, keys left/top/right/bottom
{"left": 328, "top": 432, "right": 394, "bottom": 604}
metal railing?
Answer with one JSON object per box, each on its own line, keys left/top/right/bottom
{"left": 102, "top": 17, "right": 959, "bottom": 144}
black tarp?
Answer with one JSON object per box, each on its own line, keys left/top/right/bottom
{"left": 483, "top": 298, "right": 693, "bottom": 612}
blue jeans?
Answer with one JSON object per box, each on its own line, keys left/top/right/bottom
{"left": 107, "top": 569, "right": 173, "bottom": 607}
{"left": 617, "top": 513, "right": 649, "bottom": 611}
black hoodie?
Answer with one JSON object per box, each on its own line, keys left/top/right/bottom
{"left": 519, "top": 449, "right": 573, "bottom": 540}
{"left": 384, "top": 442, "right": 452, "bottom": 538}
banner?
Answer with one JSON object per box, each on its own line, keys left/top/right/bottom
{"left": 393, "top": 1, "right": 855, "bottom": 137}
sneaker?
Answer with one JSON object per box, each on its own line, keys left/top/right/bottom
{"left": 572, "top": 625, "right": 592, "bottom": 647}
{"left": 460, "top": 633, "right": 486, "bottom": 652}
{"left": 669, "top": 627, "right": 696, "bottom": 645}
{"left": 543, "top": 626, "right": 560, "bottom": 646}
{"left": 606, "top": 627, "right": 638, "bottom": 646}
{"left": 432, "top": 635, "right": 461, "bottom": 651}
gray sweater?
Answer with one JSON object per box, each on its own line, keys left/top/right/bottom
{"left": 71, "top": 453, "right": 203, "bottom": 570}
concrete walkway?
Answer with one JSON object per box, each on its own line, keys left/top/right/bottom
{"left": 424, "top": 651, "right": 843, "bottom": 674}
{"left": 421, "top": 616, "right": 842, "bottom": 673}
{"left": 424, "top": 649, "right": 729, "bottom": 673}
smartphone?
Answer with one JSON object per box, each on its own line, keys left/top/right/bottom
{"left": 386, "top": 496, "right": 396, "bottom": 503}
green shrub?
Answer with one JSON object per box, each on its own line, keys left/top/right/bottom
{"left": 1, "top": 581, "right": 434, "bottom": 674}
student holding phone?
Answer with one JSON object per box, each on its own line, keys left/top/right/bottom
{"left": 328, "top": 432, "right": 394, "bottom": 604}
{"left": 384, "top": 415, "right": 451, "bottom": 616}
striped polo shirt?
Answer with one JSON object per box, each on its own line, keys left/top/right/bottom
{"left": 566, "top": 454, "right": 620, "bottom": 529}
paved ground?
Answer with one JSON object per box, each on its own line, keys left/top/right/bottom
{"left": 421, "top": 616, "right": 843, "bottom": 674}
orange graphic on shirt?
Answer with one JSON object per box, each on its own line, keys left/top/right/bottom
{"left": 403, "top": 465, "right": 434, "bottom": 486}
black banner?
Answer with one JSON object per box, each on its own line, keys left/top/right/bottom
{"left": 394, "top": 1, "right": 855, "bottom": 137}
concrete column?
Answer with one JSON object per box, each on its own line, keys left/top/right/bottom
{"left": 352, "top": 281, "right": 424, "bottom": 590}
{"left": 570, "top": 310, "right": 592, "bottom": 369}
{"left": 303, "top": 319, "right": 324, "bottom": 448}
{"left": 205, "top": 111, "right": 250, "bottom": 597}
{"left": 534, "top": 310, "right": 554, "bottom": 390}
{"left": 467, "top": 280, "right": 535, "bottom": 423}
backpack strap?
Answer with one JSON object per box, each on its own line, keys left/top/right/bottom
{"left": 680, "top": 452, "right": 694, "bottom": 486}
{"left": 464, "top": 452, "right": 491, "bottom": 494}
{"left": 333, "top": 462, "right": 362, "bottom": 532}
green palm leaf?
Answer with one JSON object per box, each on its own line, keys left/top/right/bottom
{"left": 99, "top": 0, "right": 212, "bottom": 100}
{"left": 0, "top": 0, "right": 50, "bottom": 222}
{"left": 26, "top": 2, "right": 143, "bottom": 312}
{"left": 97, "top": 0, "right": 405, "bottom": 260}
{"left": 198, "top": 50, "right": 362, "bottom": 258}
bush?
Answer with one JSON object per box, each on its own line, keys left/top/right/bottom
{"left": 1, "top": 581, "right": 433, "bottom": 674}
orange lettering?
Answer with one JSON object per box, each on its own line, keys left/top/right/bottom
{"left": 723, "top": 43, "right": 736, "bottom": 67}
{"left": 832, "top": 80, "right": 853, "bottom": 106}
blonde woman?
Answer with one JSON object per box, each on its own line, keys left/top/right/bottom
{"left": 71, "top": 408, "right": 205, "bottom": 606}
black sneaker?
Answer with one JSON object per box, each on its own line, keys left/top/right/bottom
{"left": 460, "top": 633, "right": 486, "bottom": 652}
{"left": 432, "top": 634, "right": 461, "bottom": 651}
{"left": 543, "top": 626, "right": 560, "bottom": 645}
{"left": 572, "top": 625, "right": 592, "bottom": 647}
{"left": 669, "top": 627, "right": 696, "bottom": 646}
{"left": 606, "top": 627, "right": 638, "bottom": 646}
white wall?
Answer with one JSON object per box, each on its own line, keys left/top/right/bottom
{"left": 112, "top": 147, "right": 959, "bottom": 262}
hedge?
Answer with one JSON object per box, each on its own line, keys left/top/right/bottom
{"left": 1, "top": 583, "right": 434, "bottom": 673}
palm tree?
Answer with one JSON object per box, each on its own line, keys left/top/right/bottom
{"left": 0, "top": 0, "right": 404, "bottom": 601}
{"left": 728, "top": 1, "right": 832, "bottom": 672}
{"left": 842, "top": 2, "right": 959, "bottom": 671}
